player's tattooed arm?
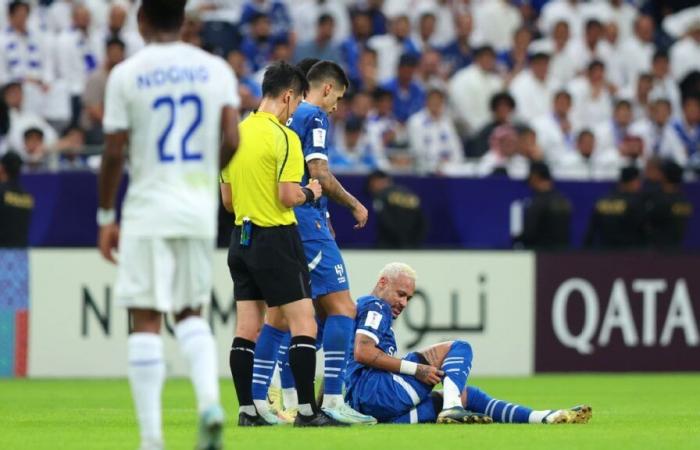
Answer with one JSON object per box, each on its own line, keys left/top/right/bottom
{"left": 353, "top": 334, "right": 402, "bottom": 373}
{"left": 415, "top": 364, "right": 443, "bottom": 386}
{"left": 307, "top": 159, "right": 368, "bottom": 228}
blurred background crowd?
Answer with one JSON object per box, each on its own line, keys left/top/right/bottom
{"left": 1, "top": 0, "right": 699, "bottom": 180}
{"left": 0, "top": 0, "right": 698, "bottom": 250}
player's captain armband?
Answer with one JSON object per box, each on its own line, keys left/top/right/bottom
{"left": 312, "top": 128, "right": 326, "bottom": 148}
{"left": 364, "top": 311, "right": 383, "bottom": 330}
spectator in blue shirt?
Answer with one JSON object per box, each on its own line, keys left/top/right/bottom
{"left": 362, "top": 0, "right": 387, "bottom": 36}
{"left": 240, "top": 0, "right": 291, "bottom": 41}
{"left": 239, "top": 12, "right": 275, "bottom": 72}
{"left": 440, "top": 13, "right": 475, "bottom": 75}
{"left": 341, "top": 9, "right": 373, "bottom": 89}
{"left": 382, "top": 53, "right": 426, "bottom": 123}
{"left": 294, "top": 14, "right": 342, "bottom": 64}
{"left": 330, "top": 116, "right": 383, "bottom": 173}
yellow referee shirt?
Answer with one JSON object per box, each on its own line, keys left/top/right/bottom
{"left": 221, "top": 111, "right": 304, "bottom": 226}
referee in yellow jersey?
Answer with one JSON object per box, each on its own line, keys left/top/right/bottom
{"left": 221, "top": 62, "right": 342, "bottom": 427}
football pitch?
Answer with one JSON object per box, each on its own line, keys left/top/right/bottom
{"left": 2, "top": 374, "right": 699, "bottom": 450}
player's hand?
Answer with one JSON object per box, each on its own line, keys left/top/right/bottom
{"left": 351, "top": 202, "right": 368, "bottom": 229}
{"left": 98, "top": 223, "right": 120, "bottom": 264}
{"left": 415, "top": 364, "right": 444, "bottom": 386}
{"left": 306, "top": 179, "right": 322, "bottom": 200}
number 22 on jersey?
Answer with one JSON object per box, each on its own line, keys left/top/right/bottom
{"left": 152, "top": 93, "right": 203, "bottom": 162}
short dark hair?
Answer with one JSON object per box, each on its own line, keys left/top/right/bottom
{"left": 529, "top": 161, "right": 552, "bottom": 181}
{"left": 585, "top": 19, "right": 603, "bottom": 30}
{"left": 140, "top": 0, "right": 186, "bottom": 32}
{"left": 577, "top": 129, "right": 594, "bottom": 141}
{"left": 8, "top": 1, "right": 29, "bottom": 16}
{"left": 23, "top": 127, "right": 43, "bottom": 140}
{"left": 662, "top": 160, "right": 683, "bottom": 185}
{"left": 615, "top": 99, "right": 632, "bottom": 110}
{"left": 1, "top": 151, "right": 23, "bottom": 180}
{"left": 554, "top": 90, "right": 572, "bottom": 102}
{"left": 398, "top": 53, "right": 419, "bottom": 68}
{"left": 106, "top": 37, "right": 126, "bottom": 51}
{"left": 306, "top": 60, "right": 350, "bottom": 89}
{"left": 372, "top": 87, "right": 392, "bottom": 102}
{"left": 490, "top": 92, "right": 516, "bottom": 112}
{"left": 318, "top": 13, "right": 334, "bottom": 26}
{"left": 296, "top": 58, "right": 321, "bottom": 77}
{"left": 620, "top": 166, "right": 640, "bottom": 184}
{"left": 474, "top": 45, "right": 496, "bottom": 58}
{"left": 588, "top": 59, "right": 605, "bottom": 71}
{"left": 653, "top": 49, "right": 669, "bottom": 62}
{"left": 682, "top": 93, "right": 700, "bottom": 106}
{"left": 261, "top": 61, "right": 309, "bottom": 98}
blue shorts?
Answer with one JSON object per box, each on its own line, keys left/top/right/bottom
{"left": 346, "top": 353, "right": 437, "bottom": 424}
{"left": 302, "top": 239, "right": 349, "bottom": 299}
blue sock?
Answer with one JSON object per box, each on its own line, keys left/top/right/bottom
{"left": 322, "top": 315, "right": 354, "bottom": 396}
{"left": 252, "top": 324, "right": 286, "bottom": 402}
{"left": 441, "top": 341, "right": 473, "bottom": 393}
{"left": 466, "top": 386, "right": 532, "bottom": 423}
{"left": 278, "top": 332, "right": 295, "bottom": 389}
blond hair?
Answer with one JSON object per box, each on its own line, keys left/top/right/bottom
{"left": 378, "top": 262, "right": 417, "bottom": 282}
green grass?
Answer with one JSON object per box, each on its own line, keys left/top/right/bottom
{"left": 2, "top": 375, "right": 699, "bottom": 450}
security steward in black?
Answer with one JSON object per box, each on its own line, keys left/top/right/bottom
{"left": 0, "top": 151, "right": 33, "bottom": 247}
{"left": 584, "top": 166, "right": 646, "bottom": 249}
{"left": 646, "top": 160, "right": 693, "bottom": 248}
{"left": 516, "top": 162, "right": 572, "bottom": 249}
{"left": 367, "top": 169, "right": 426, "bottom": 248}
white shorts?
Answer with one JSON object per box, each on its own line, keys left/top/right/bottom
{"left": 115, "top": 237, "right": 215, "bottom": 313}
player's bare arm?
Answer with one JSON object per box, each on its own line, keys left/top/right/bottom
{"left": 219, "top": 105, "right": 240, "bottom": 169}
{"left": 278, "top": 179, "right": 322, "bottom": 208}
{"left": 97, "top": 131, "right": 128, "bottom": 264}
{"left": 307, "top": 158, "right": 368, "bottom": 228}
{"left": 220, "top": 182, "right": 233, "bottom": 212}
{"left": 354, "top": 334, "right": 443, "bottom": 385}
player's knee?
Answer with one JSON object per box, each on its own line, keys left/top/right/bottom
{"left": 236, "top": 317, "right": 262, "bottom": 341}
{"left": 451, "top": 340, "right": 473, "bottom": 363}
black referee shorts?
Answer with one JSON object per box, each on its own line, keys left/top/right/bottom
{"left": 227, "top": 224, "right": 312, "bottom": 307}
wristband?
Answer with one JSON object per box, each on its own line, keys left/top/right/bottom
{"left": 96, "top": 208, "right": 116, "bottom": 226}
{"left": 400, "top": 360, "right": 418, "bottom": 376}
{"left": 301, "top": 187, "right": 315, "bottom": 204}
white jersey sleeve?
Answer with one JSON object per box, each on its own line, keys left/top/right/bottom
{"left": 103, "top": 65, "right": 130, "bottom": 133}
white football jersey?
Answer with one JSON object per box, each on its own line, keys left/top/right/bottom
{"left": 103, "top": 42, "right": 240, "bottom": 238}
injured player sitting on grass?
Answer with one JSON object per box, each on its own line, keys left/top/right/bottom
{"left": 270, "top": 262, "right": 593, "bottom": 425}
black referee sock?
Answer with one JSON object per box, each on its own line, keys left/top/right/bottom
{"left": 289, "top": 335, "right": 318, "bottom": 416}
{"left": 230, "top": 337, "right": 256, "bottom": 415}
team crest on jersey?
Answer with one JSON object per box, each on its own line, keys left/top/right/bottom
{"left": 335, "top": 264, "right": 346, "bottom": 283}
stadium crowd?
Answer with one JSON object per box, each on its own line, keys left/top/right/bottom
{"left": 0, "top": 0, "right": 699, "bottom": 179}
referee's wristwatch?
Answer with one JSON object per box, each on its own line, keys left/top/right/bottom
{"left": 96, "top": 208, "right": 116, "bottom": 226}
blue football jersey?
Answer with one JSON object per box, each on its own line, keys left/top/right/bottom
{"left": 345, "top": 295, "right": 398, "bottom": 389}
{"left": 288, "top": 101, "right": 333, "bottom": 242}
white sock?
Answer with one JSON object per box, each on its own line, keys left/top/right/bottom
{"left": 283, "top": 388, "right": 298, "bottom": 409}
{"left": 298, "top": 403, "right": 314, "bottom": 416}
{"left": 239, "top": 405, "right": 257, "bottom": 416}
{"left": 174, "top": 317, "right": 220, "bottom": 413}
{"left": 254, "top": 399, "right": 271, "bottom": 415}
{"left": 322, "top": 394, "right": 344, "bottom": 409}
{"left": 128, "top": 333, "right": 165, "bottom": 446}
{"left": 442, "top": 377, "right": 463, "bottom": 410}
{"left": 528, "top": 409, "right": 553, "bottom": 424}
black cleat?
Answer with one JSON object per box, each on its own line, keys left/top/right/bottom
{"left": 238, "top": 412, "right": 273, "bottom": 427}
{"left": 293, "top": 410, "right": 350, "bottom": 427}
